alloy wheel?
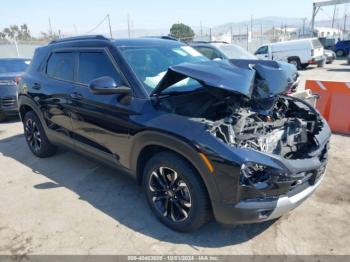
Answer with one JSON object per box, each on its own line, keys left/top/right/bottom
{"left": 25, "top": 118, "right": 42, "bottom": 153}
{"left": 148, "top": 167, "right": 192, "bottom": 222}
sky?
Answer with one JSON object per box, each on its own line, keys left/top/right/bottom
{"left": 0, "top": 0, "right": 346, "bottom": 36}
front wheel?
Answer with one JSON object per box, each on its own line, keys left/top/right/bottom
{"left": 143, "top": 152, "right": 211, "bottom": 232}
{"left": 23, "top": 111, "right": 57, "bottom": 158}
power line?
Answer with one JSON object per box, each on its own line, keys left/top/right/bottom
{"left": 85, "top": 15, "right": 109, "bottom": 35}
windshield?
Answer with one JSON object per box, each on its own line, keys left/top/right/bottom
{"left": 120, "top": 45, "right": 208, "bottom": 94}
{"left": 216, "top": 44, "right": 257, "bottom": 60}
{"left": 0, "top": 59, "right": 31, "bottom": 74}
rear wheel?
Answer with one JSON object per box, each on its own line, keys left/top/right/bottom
{"left": 288, "top": 58, "right": 301, "bottom": 70}
{"left": 23, "top": 111, "right": 57, "bottom": 158}
{"left": 143, "top": 152, "right": 211, "bottom": 232}
{"left": 336, "top": 50, "right": 345, "bottom": 57}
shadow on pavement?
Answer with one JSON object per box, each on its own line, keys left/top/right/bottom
{"left": 0, "top": 133, "right": 276, "bottom": 248}
{"left": 0, "top": 116, "right": 20, "bottom": 124}
{"left": 327, "top": 68, "right": 350, "bottom": 72}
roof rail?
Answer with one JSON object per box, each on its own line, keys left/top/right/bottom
{"left": 143, "top": 35, "right": 179, "bottom": 41}
{"left": 49, "top": 35, "right": 110, "bottom": 44}
{"left": 189, "top": 41, "right": 210, "bottom": 44}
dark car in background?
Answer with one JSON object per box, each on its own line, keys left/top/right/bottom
{"left": 334, "top": 40, "right": 350, "bottom": 57}
{"left": 190, "top": 41, "right": 300, "bottom": 92}
{"left": 18, "top": 36, "right": 330, "bottom": 232}
{"left": 0, "top": 58, "right": 31, "bottom": 121}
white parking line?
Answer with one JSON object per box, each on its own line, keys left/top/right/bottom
{"left": 316, "top": 81, "right": 327, "bottom": 90}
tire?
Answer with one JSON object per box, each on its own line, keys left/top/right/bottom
{"left": 0, "top": 112, "right": 6, "bottom": 122}
{"left": 336, "top": 50, "right": 345, "bottom": 57}
{"left": 142, "top": 152, "right": 211, "bottom": 232}
{"left": 288, "top": 58, "right": 301, "bottom": 70}
{"left": 23, "top": 111, "right": 57, "bottom": 158}
{"left": 301, "top": 63, "right": 309, "bottom": 70}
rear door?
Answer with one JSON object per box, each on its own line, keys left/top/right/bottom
{"left": 70, "top": 48, "right": 132, "bottom": 164}
{"left": 38, "top": 51, "right": 76, "bottom": 141}
{"left": 311, "top": 39, "right": 324, "bottom": 58}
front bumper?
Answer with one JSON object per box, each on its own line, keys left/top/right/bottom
{"left": 213, "top": 171, "right": 325, "bottom": 224}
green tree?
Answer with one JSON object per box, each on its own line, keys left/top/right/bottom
{"left": 169, "top": 23, "right": 195, "bottom": 41}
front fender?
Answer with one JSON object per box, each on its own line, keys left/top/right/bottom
{"left": 129, "top": 130, "right": 221, "bottom": 202}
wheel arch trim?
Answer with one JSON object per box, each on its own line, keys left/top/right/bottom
{"left": 130, "top": 130, "right": 220, "bottom": 202}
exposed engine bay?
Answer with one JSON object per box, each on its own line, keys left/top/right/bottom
{"left": 159, "top": 90, "right": 322, "bottom": 160}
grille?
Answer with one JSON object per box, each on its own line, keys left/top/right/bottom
{"left": 1, "top": 96, "right": 17, "bottom": 108}
{"left": 0, "top": 80, "right": 14, "bottom": 85}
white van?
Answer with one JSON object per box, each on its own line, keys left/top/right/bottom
{"left": 255, "top": 38, "right": 324, "bottom": 69}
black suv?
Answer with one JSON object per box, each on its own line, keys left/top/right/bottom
{"left": 18, "top": 36, "right": 331, "bottom": 232}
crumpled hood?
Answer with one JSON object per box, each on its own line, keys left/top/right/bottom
{"left": 151, "top": 59, "right": 294, "bottom": 100}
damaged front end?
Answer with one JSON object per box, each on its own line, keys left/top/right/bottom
{"left": 153, "top": 59, "right": 331, "bottom": 208}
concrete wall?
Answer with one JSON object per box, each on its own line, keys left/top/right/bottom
{"left": 0, "top": 44, "right": 45, "bottom": 59}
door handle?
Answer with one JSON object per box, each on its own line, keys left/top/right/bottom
{"left": 70, "top": 92, "right": 83, "bottom": 100}
{"left": 32, "top": 83, "right": 41, "bottom": 90}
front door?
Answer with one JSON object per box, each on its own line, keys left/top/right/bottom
{"left": 70, "top": 49, "right": 133, "bottom": 165}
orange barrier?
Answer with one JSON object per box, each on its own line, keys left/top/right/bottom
{"left": 305, "top": 80, "right": 350, "bottom": 134}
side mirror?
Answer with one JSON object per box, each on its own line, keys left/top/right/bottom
{"left": 88, "top": 76, "right": 131, "bottom": 95}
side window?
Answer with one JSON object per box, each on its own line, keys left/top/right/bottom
{"left": 195, "top": 47, "right": 222, "bottom": 60}
{"left": 46, "top": 52, "right": 75, "bottom": 81}
{"left": 256, "top": 46, "right": 268, "bottom": 55}
{"left": 77, "top": 51, "right": 123, "bottom": 85}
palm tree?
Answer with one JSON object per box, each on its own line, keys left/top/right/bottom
{"left": 20, "top": 24, "right": 31, "bottom": 40}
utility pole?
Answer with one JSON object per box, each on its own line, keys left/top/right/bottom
{"left": 302, "top": 18, "right": 307, "bottom": 37}
{"left": 200, "top": 21, "right": 203, "bottom": 37}
{"left": 332, "top": 5, "right": 338, "bottom": 28}
{"left": 344, "top": 13, "right": 348, "bottom": 32}
{"left": 230, "top": 26, "right": 233, "bottom": 44}
{"left": 260, "top": 24, "right": 263, "bottom": 45}
{"left": 250, "top": 15, "right": 253, "bottom": 42}
{"left": 73, "top": 24, "right": 78, "bottom": 35}
{"left": 246, "top": 25, "right": 249, "bottom": 51}
{"left": 127, "top": 14, "right": 131, "bottom": 38}
{"left": 48, "top": 17, "right": 53, "bottom": 37}
{"left": 209, "top": 28, "right": 212, "bottom": 42}
{"left": 107, "top": 14, "right": 113, "bottom": 39}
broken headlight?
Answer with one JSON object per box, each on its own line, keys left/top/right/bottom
{"left": 240, "top": 162, "right": 288, "bottom": 190}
